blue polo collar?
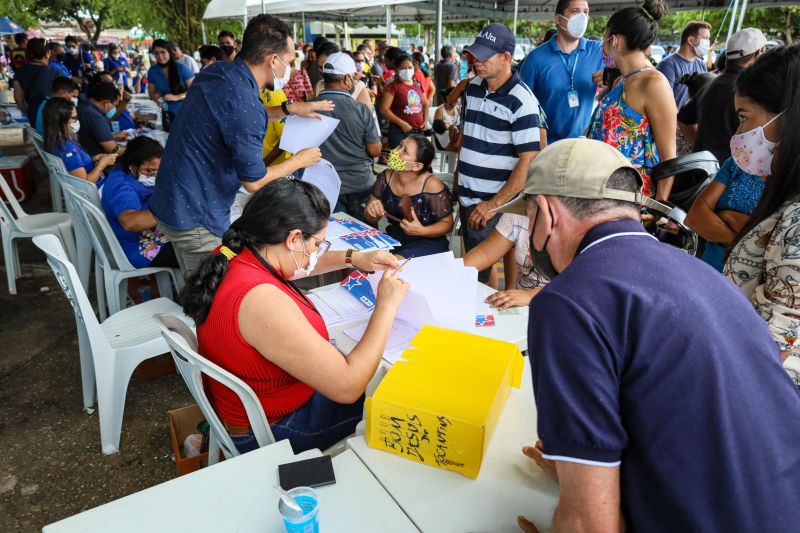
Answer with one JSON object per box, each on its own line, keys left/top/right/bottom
{"left": 577, "top": 218, "right": 647, "bottom": 254}
{"left": 234, "top": 57, "right": 259, "bottom": 91}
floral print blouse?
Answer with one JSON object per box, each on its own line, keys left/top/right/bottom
{"left": 724, "top": 199, "right": 800, "bottom": 385}
{"left": 587, "top": 69, "right": 660, "bottom": 197}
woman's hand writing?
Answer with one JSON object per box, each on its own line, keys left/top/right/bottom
{"left": 375, "top": 268, "right": 410, "bottom": 312}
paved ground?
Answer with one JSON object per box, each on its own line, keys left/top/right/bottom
{"left": 0, "top": 152, "right": 193, "bottom": 532}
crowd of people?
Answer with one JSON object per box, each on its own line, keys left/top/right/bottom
{"left": 9, "top": 2, "right": 800, "bottom": 529}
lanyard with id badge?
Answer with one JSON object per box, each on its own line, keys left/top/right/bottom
{"left": 561, "top": 52, "right": 580, "bottom": 108}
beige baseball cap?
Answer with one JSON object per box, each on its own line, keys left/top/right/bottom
{"left": 495, "top": 138, "right": 643, "bottom": 215}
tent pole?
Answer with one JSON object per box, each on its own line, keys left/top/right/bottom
{"left": 261, "top": 0, "right": 265, "bottom": 14}
{"left": 736, "top": 0, "right": 748, "bottom": 31}
{"left": 386, "top": 5, "right": 392, "bottom": 44}
{"left": 435, "top": 0, "right": 443, "bottom": 62}
{"left": 201, "top": 21, "right": 207, "bottom": 44}
{"left": 513, "top": 0, "right": 519, "bottom": 35}
{"left": 302, "top": 12, "right": 306, "bottom": 42}
{"left": 344, "top": 20, "right": 350, "bottom": 50}
{"left": 243, "top": 15, "right": 248, "bottom": 30}
{"left": 293, "top": 22, "right": 297, "bottom": 43}
{"left": 727, "top": 0, "right": 740, "bottom": 41}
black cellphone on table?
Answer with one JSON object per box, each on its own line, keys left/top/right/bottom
{"left": 278, "top": 455, "right": 337, "bottom": 490}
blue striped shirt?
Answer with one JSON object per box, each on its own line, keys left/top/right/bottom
{"left": 458, "top": 73, "right": 542, "bottom": 206}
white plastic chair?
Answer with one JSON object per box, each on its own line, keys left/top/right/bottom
{"left": 24, "top": 126, "right": 66, "bottom": 213}
{"left": 154, "top": 314, "right": 275, "bottom": 464}
{"left": 64, "top": 188, "right": 184, "bottom": 317}
{"left": 55, "top": 171, "right": 96, "bottom": 292}
{"left": 0, "top": 175, "right": 77, "bottom": 294}
{"left": 33, "top": 234, "right": 195, "bottom": 454}
{"left": 58, "top": 173, "right": 104, "bottom": 314}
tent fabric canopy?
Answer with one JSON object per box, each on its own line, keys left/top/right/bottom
{"left": 204, "top": 0, "right": 798, "bottom": 23}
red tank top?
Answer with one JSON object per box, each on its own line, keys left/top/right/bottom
{"left": 197, "top": 248, "right": 322, "bottom": 425}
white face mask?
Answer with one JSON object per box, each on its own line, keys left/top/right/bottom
{"left": 693, "top": 38, "right": 710, "bottom": 58}
{"left": 560, "top": 12, "right": 588, "bottom": 40}
{"left": 271, "top": 56, "right": 291, "bottom": 91}
{"left": 71, "top": 97, "right": 79, "bottom": 106}
{"left": 730, "top": 111, "right": 784, "bottom": 177}
{"left": 67, "top": 46, "right": 78, "bottom": 56}
{"left": 70, "top": 120, "right": 80, "bottom": 133}
{"left": 398, "top": 68, "right": 414, "bottom": 81}
{"left": 288, "top": 238, "right": 318, "bottom": 280}
{"left": 138, "top": 173, "right": 156, "bottom": 187}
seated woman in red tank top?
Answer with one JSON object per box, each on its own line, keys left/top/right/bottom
{"left": 181, "top": 179, "right": 409, "bottom": 455}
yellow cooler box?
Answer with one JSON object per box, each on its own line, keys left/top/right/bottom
{"left": 365, "top": 325, "right": 524, "bottom": 478}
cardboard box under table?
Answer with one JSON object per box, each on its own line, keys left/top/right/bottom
{"left": 168, "top": 404, "right": 209, "bottom": 475}
{"left": 366, "top": 325, "right": 524, "bottom": 479}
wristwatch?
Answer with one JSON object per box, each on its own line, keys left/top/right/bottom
{"left": 281, "top": 100, "right": 294, "bottom": 116}
{"left": 345, "top": 249, "right": 357, "bottom": 267}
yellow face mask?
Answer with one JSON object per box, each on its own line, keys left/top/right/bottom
{"left": 387, "top": 148, "right": 408, "bottom": 171}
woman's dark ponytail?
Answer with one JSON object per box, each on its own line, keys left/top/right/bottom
{"left": 180, "top": 178, "right": 330, "bottom": 324}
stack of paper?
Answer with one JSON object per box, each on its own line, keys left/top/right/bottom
{"left": 367, "top": 252, "right": 477, "bottom": 333}
{"left": 365, "top": 326, "right": 524, "bottom": 478}
{"left": 307, "top": 290, "right": 372, "bottom": 328}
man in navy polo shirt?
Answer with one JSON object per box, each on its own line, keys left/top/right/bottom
{"left": 457, "top": 23, "right": 544, "bottom": 284}
{"left": 150, "top": 14, "right": 333, "bottom": 275}
{"left": 500, "top": 138, "right": 800, "bottom": 532}
{"left": 518, "top": 0, "right": 602, "bottom": 144}
{"left": 77, "top": 81, "right": 128, "bottom": 156}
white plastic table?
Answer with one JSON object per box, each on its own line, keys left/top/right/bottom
{"left": 347, "top": 357, "right": 559, "bottom": 533}
{"left": 42, "top": 441, "right": 418, "bottom": 533}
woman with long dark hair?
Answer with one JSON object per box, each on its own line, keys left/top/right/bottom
{"left": 723, "top": 45, "right": 800, "bottom": 385}
{"left": 586, "top": 0, "right": 677, "bottom": 201}
{"left": 181, "top": 179, "right": 409, "bottom": 454}
{"left": 101, "top": 136, "right": 179, "bottom": 268}
{"left": 147, "top": 39, "right": 195, "bottom": 130}
{"left": 43, "top": 97, "right": 116, "bottom": 185}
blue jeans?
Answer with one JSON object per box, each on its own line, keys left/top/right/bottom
{"left": 230, "top": 392, "right": 365, "bottom": 454}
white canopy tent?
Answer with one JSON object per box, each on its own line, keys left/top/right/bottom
{"left": 203, "top": 0, "right": 796, "bottom": 61}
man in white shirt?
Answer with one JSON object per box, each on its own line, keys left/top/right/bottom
{"left": 173, "top": 44, "right": 200, "bottom": 75}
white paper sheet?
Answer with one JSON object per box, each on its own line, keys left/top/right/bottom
{"left": 344, "top": 320, "right": 419, "bottom": 364}
{"left": 301, "top": 159, "right": 340, "bottom": 214}
{"left": 279, "top": 114, "right": 340, "bottom": 154}
{"left": 308, "top": 288, "right": 372, "bottom": 327}
{"left": 365, "top": 251, "right": 477, "bottom": 332}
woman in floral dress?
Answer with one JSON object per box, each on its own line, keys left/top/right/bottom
{"left": 586, "top": 0, "right": 676, "bottom": 201}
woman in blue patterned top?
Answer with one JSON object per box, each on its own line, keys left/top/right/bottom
{"left": 686, "top": 157, "right": 765, "bottom": 272}
{"left": 364, "top": 135, "right": 454, "bottom": 258}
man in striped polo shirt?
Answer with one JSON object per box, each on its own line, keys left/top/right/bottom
{"left": 457, "top": 23, "right": 545, "bottom": 283}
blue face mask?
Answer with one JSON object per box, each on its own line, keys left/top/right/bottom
{"left": 105, "top": 106, "right": 116, "bottom": 119}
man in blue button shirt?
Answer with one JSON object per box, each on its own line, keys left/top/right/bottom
{"left": 500, "top": 138, "right": 800, "bottom": 532}
{"left": 151, "top": 14, "right": 333, "bottom": 275}
{"left": 518, "top": 0, "right": 603, "bottom": 144}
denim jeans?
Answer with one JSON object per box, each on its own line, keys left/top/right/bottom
{"left": 230, "top": 392, "right": 365, "bottom": 455}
